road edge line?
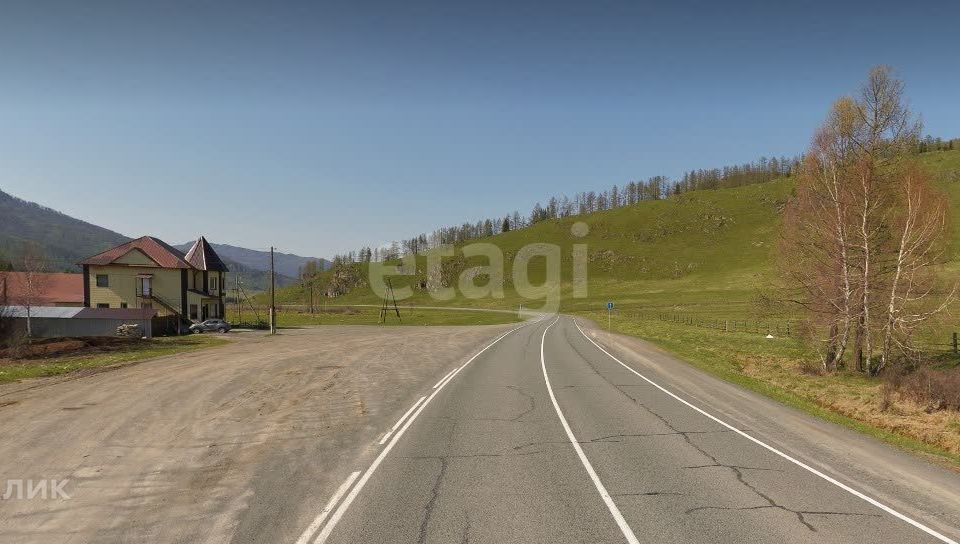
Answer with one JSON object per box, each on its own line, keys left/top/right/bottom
{"left": 572, "top": 318, "right": 959, "bottom": 544}
{"left": 540, "top": 316, "right": 641, "bottom": 544}
{"left": 308, "top": 320, "right": 535, "bottom": 544}
{"left": 433, "top": 369, "right": 457, "bottom": 389}
{"left": 294, "top": 470, "right": 361, "bottom": 544}
{"left": 379, "top": 396, "right": 427, "bottom": 445}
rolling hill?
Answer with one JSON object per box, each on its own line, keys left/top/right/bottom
{"left": 271, "top": 148, "right": 960, "bottom": 324}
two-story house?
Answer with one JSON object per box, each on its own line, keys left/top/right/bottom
{"left": 80, "top": 236, "right": 228, "bottom": 327}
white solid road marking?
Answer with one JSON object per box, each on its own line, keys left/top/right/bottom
{"left": 294, "top": 471, "right": 361, "bottom": 544}
{"left": 433, "top": 365, "right": 463, "bottom": 390}
{"left": 540, "top": 316, "right": 641, "bottom": 544}
{"left": 379, "top": 396, "right": 427, "bottom": 445}
{"left": 305, "top": 321, "right": 535, "bottom": 544}
{"left": 433, "top": 368, "right": 458, "bottom": 389}
{"left": 572, "top": 318, "right": 959, "bottom": 544}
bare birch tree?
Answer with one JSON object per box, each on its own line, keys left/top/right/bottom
{"left": 0, "top": 273, "right": 14, "bottom": 346}
{"left": 781, "top": 94, "right": 874, "bottom": 370}
{"left": 846, "top": 66, "right": 921, "bottom": 373}
{"left": 877, "top": 162, "right": 955, "bottom": 372}
{"left": 19, "top": 244, "right": 49, "bottom": 339}
{"left": 781, "top": 66, "right": 950, "bottom": 375}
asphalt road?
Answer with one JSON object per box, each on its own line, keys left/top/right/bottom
{"left": 1, "top": 316, "right": 959, "bottom": 543}
{"left": 299, "top": 316, "right": 960, "bottom": 544}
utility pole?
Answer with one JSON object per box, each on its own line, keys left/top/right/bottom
{"left": 270, "top": 246, "right": 276, "bottom": 334}
{"left": 235, "top": 275, "right": 241, "bottom": 324}
{"left": 306, "top": 277, "right": 315, "bottom": 314}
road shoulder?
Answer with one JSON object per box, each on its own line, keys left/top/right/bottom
{"left": 573, "top": 316, "right": 960, "bottom": 541}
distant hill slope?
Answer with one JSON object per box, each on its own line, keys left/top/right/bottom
{"left": 219, "top": 260, "right": 296, "bottom": 293}
{"left": 173, "top": 242, "right": 328, "bottom": 278}
{"left": 0, "top": 189, "right": 129, "bottom": 270}
{"left": 0, "top": 189, "right": 296, "bottom": 292}
{"left": 269, "top": 149, "right": 960, "bottom": 318}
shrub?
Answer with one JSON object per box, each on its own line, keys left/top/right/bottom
{"left": 884, "top": 366, "right": 960, "bottom": 412}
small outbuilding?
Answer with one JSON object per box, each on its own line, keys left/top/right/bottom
{"left": 1, "top": 306, "right": 158, "bottom": 338}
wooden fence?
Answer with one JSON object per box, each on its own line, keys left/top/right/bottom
{"left": 618, "top": 310, "right": 958, "bottom": 354}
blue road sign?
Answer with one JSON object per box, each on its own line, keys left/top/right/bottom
{"left": 607, "top": 301, "right": 614, "bottom": 310}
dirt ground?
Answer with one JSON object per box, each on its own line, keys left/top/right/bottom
{"left": 0, "top": 336, "right": 141, "bottom": 362}
{"left": 0, "top": 324, "right": 514, "bottom": 544}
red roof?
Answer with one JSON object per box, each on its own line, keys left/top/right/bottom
{"left": 79, "top": 236, "right": 192, "bottom": 269}
{"left": 0, "top": 272, "right": 84, "bottom": 306}
{"left": 184, "top": 236, "right": 228, "bottom": 272}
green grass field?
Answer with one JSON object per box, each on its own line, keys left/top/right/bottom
{"left": 0, "top": 335, "right": 228, "bottom": 385}
{"left": 233, "top": 306, "right": 522, "bottom": 328}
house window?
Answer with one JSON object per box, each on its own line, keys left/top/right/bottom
{"left": 96, "top": 274, "right": 109, "bottom": 287}
{"left": 138, "top": 276, "right": 152, "bottom": 297}
{"left": 97, "top": 303, "right": 110, "bottom": 308}
{"left": 120, "top": 302, "right": 128, "bottom": 309}
{"left": 189, "top": 304, "right": 198, "bottom": 320}
{"left": 211, "top": 277, "right": 218, "bottom": 292}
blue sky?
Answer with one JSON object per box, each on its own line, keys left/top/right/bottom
{"left": 1, "top": 0, "right": 957, "bottom": 257}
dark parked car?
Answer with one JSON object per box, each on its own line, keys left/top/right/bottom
{"left": 189, "top": 319, "right": 231, "bottom": 334}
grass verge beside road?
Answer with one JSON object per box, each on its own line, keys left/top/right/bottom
{"left": 235, "top": 306, "right": 523, "bottom": 327}
{"left": 580, "top": 310, "right": 960, "bottom": 466}
{"left": 0, "top": 335, "right": 229, "bottom": 385}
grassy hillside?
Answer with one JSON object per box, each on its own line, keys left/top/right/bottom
{"left": 275, "top": 149, "right": 960, "bottom": 323}
{"left": 924, "top": 148, "right": 960, "bottom": 270}
{"left": 269, "top": 176, "right": 791, "bottom": 317}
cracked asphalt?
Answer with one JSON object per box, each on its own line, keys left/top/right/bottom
{"left": 319, "top": 316, "right": 960, "bottom": 544}
{"left": 1, "top": 317, "right": 959, "bottom": 543}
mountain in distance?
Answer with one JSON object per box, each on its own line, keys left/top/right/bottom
{"left": 0, "top": 188, "right": 297, "bottom": 292}
{"left": 173, "top": 242, "right": 329, "bottom": 279}
{"left": 0, "top": 189, "right": 129, "bottom": 269}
